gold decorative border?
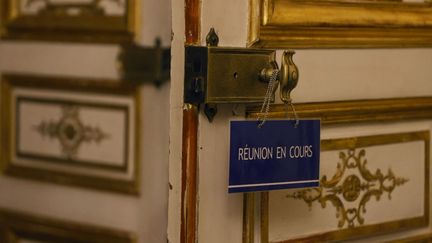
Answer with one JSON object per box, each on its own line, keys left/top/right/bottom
{"left": 0, "top": 208, "right": 135, "bottom": 242}
{"left": 246, "top": 97, "right": 432, "bottom": 125}
{"left": 0, "top": 0, "right": 135, "bottom": 43}
{"left": 0, "top": 74, "right": 141, "bottom": 194}
{"left": 243, "top": 193, "right": 255, "bottom": 243}
{"left": 385, "top": 233, "right": 432, "bottom": 243}
{"left": 244, "top": 131, "right": 430, "bottom": 243}
{"left": 248, "top": 0, "right": 432, "bottom": 48}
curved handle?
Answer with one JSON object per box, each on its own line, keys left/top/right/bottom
{"left": 279, "top": 50, "right": 298, "bottom": 103}
{"left": 258, "top": 50, "right": 298, "bottom": 103}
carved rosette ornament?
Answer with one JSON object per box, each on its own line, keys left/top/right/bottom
{"left": 34, "top": 105, "right": 109, "bottom": 159}
{"left": 287, "top": 149, "right": 408, "bottom": 228}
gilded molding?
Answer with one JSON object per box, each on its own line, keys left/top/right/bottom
{"left": 249, "top": 0, "right": 432, "bottom": 48}
{"left": 25, "top": 0, "right": 125, "bottom": 17}
{"left": 386, "top": 233, "right": 432, "bottom": 243}
{"left": 247, "top": 0, "right": 260, "bottom": 47}
{"left": 246, "top": 97, "right": 432, "bottom": 125}
{"left": 1, "top": 0, "right": 135, "bottom": 42}
{"left": 0, "top": 208, "right": 135, "bottom": 243}
{"left": 242, "top": 193, "right": 255, "bottom": 243}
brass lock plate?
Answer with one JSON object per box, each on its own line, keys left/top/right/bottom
{"left": 184, "top": 46, "right": 276, "bottom": 105}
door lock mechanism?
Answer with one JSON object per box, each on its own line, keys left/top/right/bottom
{"left": 184, "top": 28, "right": 299, "bottom": 122}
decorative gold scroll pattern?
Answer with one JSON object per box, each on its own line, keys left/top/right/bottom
{"left": 287, "top": 149, "right": 408, "bottom": 228}
{"left": 24, "top": 0, "right": 124, "bottom": 16}
{"left": 35, "top": 105, "right": 109, "bottom": 159}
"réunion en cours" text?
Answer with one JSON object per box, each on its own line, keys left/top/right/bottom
{"left": 237, "top": 145, "right": 313, "bottom": 161}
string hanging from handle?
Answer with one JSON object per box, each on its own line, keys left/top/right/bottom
{"left": 257, "top": 69, "right": 279, "bottom": 128}
{"left": 284, "top": 101, "right": 299, "bottom": 128}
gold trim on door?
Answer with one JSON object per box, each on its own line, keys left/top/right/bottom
{"left": 246, "top": 97, "right": 432, "bottom": 125}
{"left": 0, "top": 0, "right": 136, "bottom": 43}
{"left": 0, "top": 208, "right": 136, "bottom": 243}
{"left": 249, "top": 0, "right": 432, "bottom": 48}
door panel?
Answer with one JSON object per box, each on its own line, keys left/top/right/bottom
{"left": 250, "top": 123, "right": 430, "bottom": 242}
{"left": 171, "top": 0, "right": 432, "bottom": 242}
{"left": 0, "top": 0, "right": 171, "bottom": 242}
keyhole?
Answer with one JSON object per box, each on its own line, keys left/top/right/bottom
{"left": 233, "top": 72, "right": 238, "bottom": 79}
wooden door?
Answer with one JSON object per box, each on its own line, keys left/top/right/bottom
{"left": 170, "top": 1, "right": 432, "bottom": 242}
{"left": 0, "top": 0, "right": 171, "bottom": 242}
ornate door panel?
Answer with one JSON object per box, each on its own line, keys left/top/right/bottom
{"left": 170, "top": 0, "right": 432, "bottom": 243}
{"left": 0, "top": 0, "right": 171, "bottom": 242}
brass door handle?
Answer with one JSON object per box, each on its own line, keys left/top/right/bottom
{"left": 259, "top": 50, "right": 299, "bottom": 103}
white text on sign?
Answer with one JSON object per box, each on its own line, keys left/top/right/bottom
{"left": 237, "top": 145, "right": 313, "bottom": 161}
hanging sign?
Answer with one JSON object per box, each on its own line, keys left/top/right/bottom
{"left": 228, "top": 120, "right": 320, "bottom": 193}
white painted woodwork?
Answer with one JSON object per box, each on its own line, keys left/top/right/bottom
{"left": 170, "top": 0, "right": 432, "bottom": 242}
{"left": 0, "top": 0, "right": 171, "bottom": 242}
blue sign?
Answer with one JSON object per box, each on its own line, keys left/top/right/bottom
{"left": 229, "top": 120, "right": 320, "bottom": 193}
